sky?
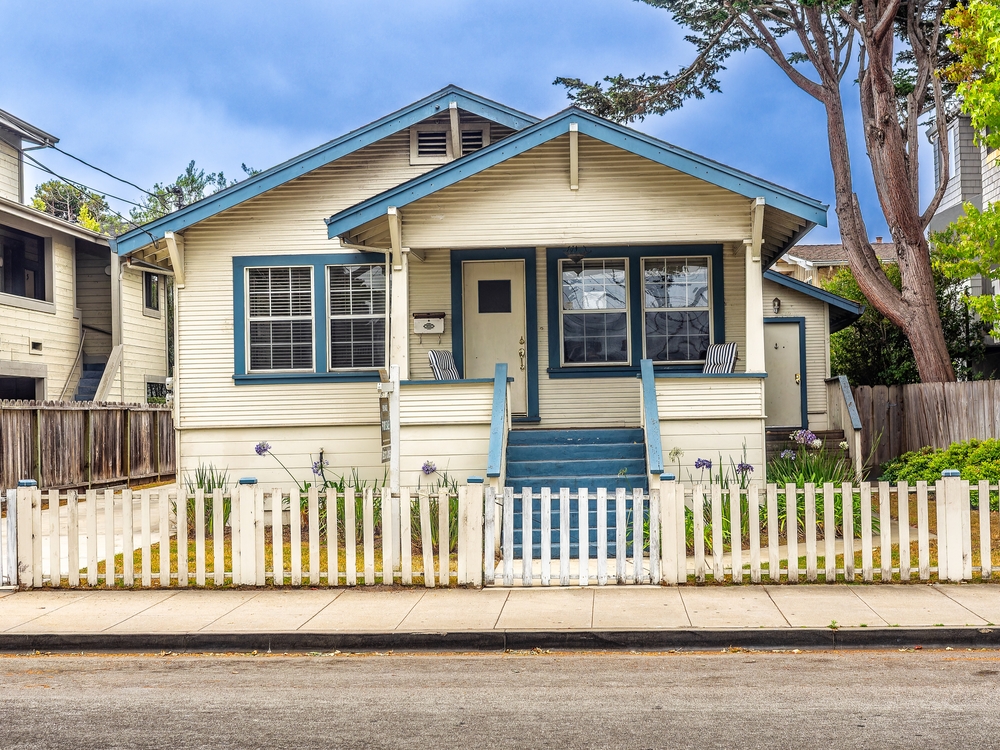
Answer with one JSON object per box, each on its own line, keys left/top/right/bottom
{"left": 1, "top": 0, "right": 940, "bottom": 244}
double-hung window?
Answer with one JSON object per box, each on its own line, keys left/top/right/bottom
{"left": 560, "top": 258, "right": 629, "bottom": 365}
{"left": 642, "top": 257, "right": 711, "bottom": 363}
{"left": 328, "top": 263, "right": 386, "bottom": 370}
{"left": 247, "top": 266, "right": 314, "bottom": 372}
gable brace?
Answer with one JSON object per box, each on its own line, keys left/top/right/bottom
{"left": 387, "top": 206, "right": 403, "bottom": 270}
{"left": 750, "top": 197, "right": 766, "bottom": 262}
{"left": 449, "top": 102, "right": 461, "bottom": 161}
{"left": 403, "top": 247, "right": 425, "bottom": 262}
{"left": 164, "top": 231, "right": 185, "bottom": 287}
{"left": 569, "top": 122, "right": 579, "bottom": 190}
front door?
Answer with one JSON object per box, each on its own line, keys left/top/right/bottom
{"left": 462, "top": 260, "right": 528, "bottom": 416}
{"left": 764, "top": 320, "right": 805, "bottom": 428}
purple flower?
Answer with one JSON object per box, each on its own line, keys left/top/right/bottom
{"left": 312, "top": 458, "right": 329, "bottom": 476}
{"left": 736, "top": 462, "right": 754, "bottom": 475}
{"left": 694, "top": 458, "right": 712, "bottom": 471}
{"left": 254, "top": 441, "right": 271, "bottom": 456}
{"left": 422, "top": 460, "right": 437, "bottom": 475}
{"left": 790, "top": 429, "right": 818, "bottom": 447}
{"left": 780, "top": 449, "right": 796, "bottom": 460}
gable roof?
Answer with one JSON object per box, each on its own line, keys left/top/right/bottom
{"left": 0, "top": 107, "right": 58, "bottom": 147}
{"left": 114, "top": 85, "right": 538, "bottom": 256}
{"left": 764, "top": 269, "right": 864, "bottom": 333}
{"left": 785, "top": 241, "right": 897, "bottom": 265}
{"left": 325, "top": 107, "right": 828, "bottom": 264}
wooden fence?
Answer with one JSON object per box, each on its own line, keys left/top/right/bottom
{"left": 853, "top": 381, "right": 1000, "bottom": 465}
{"left": 0, "top": 400, "right": 175, "bottom": 490}
{"left": 10, "top": 476, "right": 990, "bottom": 588}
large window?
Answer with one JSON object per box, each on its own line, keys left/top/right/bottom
{"left": 643, "top": 257, "right": 711, "bottom": 363}
{"left": 0, "top": 224, "right": 45, "bottom": 301}
{"left": 247, "top": 266, "right": 313, "bottom": 372}
{"left": 328, "top": 263, "right": 386, "bottom": 370}
{"left": 560, "top": 258, "right": 629, "bottom": 365}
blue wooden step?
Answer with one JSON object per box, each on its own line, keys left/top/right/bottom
{"left": 507, "top": 428, "right": 644, "bottom": 446}
{"left": 507, "top": 443, "right": 643, "bottom": 462}
{"left": 506, "top": 459, "right": 647, "bottom": 480}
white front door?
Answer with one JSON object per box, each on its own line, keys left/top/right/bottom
{"left": 462, "top": 260, "right": 528, "bottom": 416}
{"left": 764, "top": 321, "right": 804, "bottom": 428}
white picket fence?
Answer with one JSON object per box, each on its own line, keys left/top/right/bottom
{"left": 5, "top": 474, "right": 992, "bottom": 588}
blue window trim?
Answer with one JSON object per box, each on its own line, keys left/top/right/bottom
{"left": 232, "top": 252, "right": 386, "bottom": 384}
{"left": 450, "top": 248, "right": 539, "bottom": 420}
{"left": 545, "top": 245, "right": 725, "bottom": 378}
{"left": 764, "top": 316, "right": 808, "bottom": 430}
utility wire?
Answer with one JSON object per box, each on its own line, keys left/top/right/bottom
{"left": 48, "top": 143, "right": 167, "bottom": 204}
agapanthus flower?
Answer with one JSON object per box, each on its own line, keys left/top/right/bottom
{"left": 422, "top": 460, "right": 437, "bottom": 475}
{"left": 839, "top": 440, "right": 849, "bottom": 451}
{"left": 735, "top": 462, "right": 753, "bottom": 475}
{"left": 810, "top": 438, "right": 823, "bottom": 449}
{"left": 694, "top": 458, "right": 712, "bottom": 471}
{"left": 312, "top": 458, "right": 329, "bottom": 476}
{"left": 790, "top": 429, "right": 818, "bottom": 447}
{"left": 780, "top": 449, "right": 796, "bottom": 460}
{"left": 254, "top": 441, "right": 271, "bottom": 456}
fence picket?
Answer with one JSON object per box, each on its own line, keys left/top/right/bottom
{"left": 842, "top": 482, "right": 855, "bottom": 582}
{"left": 213, "top": 489, "right": 224, "bottom": 586}
{"left": 962, "top": 480, "right": 973, "bottom": 580}
{"left": 346, "top": 488, "right": 356, "bottom": 586}
{"left": 176, "top": 490, "right": 188, "bottom": 587}
{"left": 710, "top": 485, "right": 723, "bottom": 582}
{"left": 483, "top": 486, "right": 495, "bottom": 586}
{"left": 560, "top": 487, "right": 571, "bottom": 587}
{"left": 659, "top": 484, "right": 675, "bottom": 585}
{"left": 254, "top": 487, "right": 265, "bottom": 586}
{"left": 579, "top": 489, "right": 590, "bottom": 586}
{"left": 309, "top": 486, "right": 320, "bottom": 586}
{"left": 615, "top": 488, "right": 627, "bottom": 585}
{"left": 749, "top": 484, "right": 761, "bottom": 584}
{"left": 766, "top": 483, "right": 779, "bottom": 582}
{"left": 730, "top": 487, "right": 741, "bottom": 583}
{"left": 122, "top": 489, "right": 134, "bottom": 587}
{"left": 30, "top": 490, "right": 42, "bottom": 588}
{"left": 676, "top": 483, "right": 687, "bottom": 584}
{"left": 194, "top": 489, "right": 205, "bottom": 587}
{"left": 917, "top": 481, "right": 930, "bottom": 580}
{"left": 140, "top": 490, "right": 151, "bottom": 588}
{"left": 380, "top": 488, "right": 391, "bottom": 585}
{"left": 522, "top": 487, "right": 533, "bottom": 587}
{"left": 292, "top": 488, "right": 303, "bottom": 586}
{"left": 158, "top": 490, "right": 171, "bottom": 587}
{"left": 502, "top": 487, "right": 514, "bottom": 587}
{"left": 361, "top": 488, "right": 373, "bottom": 586}
{"left": 327, "top": 489, "right": 339, "bottom": 587}
{"left": 649, "top": 486, "right": 660, "bottom": 584}
{"left": 540, "top": 487, "right": 551, "bottom": 587}
{"left": 805, "top": 484, "right": 817, "bottom": 583}
{"left": 48, "top": 490, "right": 60, "bottom": 587}
{"left": 67, "top": 491, "right": 80, "bottom": 588}
{"left": 86, "top": 489, "right": 98, "bottom": 586}
{"left": 935, "top": 479, "right": 947, "bottom": 581}
{"left": 693, "top": 485, "right": 706, "bottom": 584}
{"left": 438, "top": 488, "right": 449, "bottom": 587}
{"left": 980, "top": 480, "right": 992, "bottom": 580}
{"left": 823, "top": 483, "right": 836, "bottom": 582}
{"left": 271, "top": 490, "right": 283, "bottom": 585}
{"left": 597, "top": 488, "right": 608, "bottom": 586}
{"left": 861, "top": 483, "right": 874, "bottom": 582}
{"left": 103, "top": 489, "right": 114, "bottom": 588}
{"left": 420, "top": 491, "right": 435, "bottom": 588}
{"left": 632, "top": 488, "right": 644, "bottom": 584}
{"left": 401, "top": 488, "right": 412, "bottom": 585}
{"left": 786, "top": 483, "right": 798, "bottom": 583}
{"left": 878, "top": 481, "right": 892, "bottom": 582}
{"left": 898, "top": 481, "right": 911, "bottom": 581}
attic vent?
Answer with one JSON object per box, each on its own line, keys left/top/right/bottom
{"left": 461, "top": 130, "right": 484, "bottom": 155}
{"left": 416, "top": 130, "right": 448, "bottom": 158}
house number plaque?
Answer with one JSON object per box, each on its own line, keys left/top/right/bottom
{"left": 380, "top": 397, "right": 391, "bottom": 463}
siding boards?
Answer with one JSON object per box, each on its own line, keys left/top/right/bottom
{"left": 75, "top": 249, "right": 113, "bottom": 358}
{"left": 0, "top": 137, "right": 19, "bottom": 202}
{"left": 117, "top": 267, "right": 167, "bottom": 403}
{"left": 407, "top": 249, "right": 452, "bottom": 381}
{"left": 399, "top": 383, "right": 492, "bottom": 424}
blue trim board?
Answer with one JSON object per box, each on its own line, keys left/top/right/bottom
{"left": 450, "top": 248, "right": 539, "bottom": 420}
{"left": 764, "top": 269, "right": 864, "bottom": 333}
{"left": 232, "top": 252, "right": 385, "bottom": 384}
{"left": 400, "top": 378, "right": 499, "bottom": 386}
{"left": 764, "top": 316, "right": 808, "bottom": 430}
{"left": 640, "top": 359, "right": 664, "bottom": 475}
{"left": 487, "top": 362, "right": 509, "bottom": 478}
{"left": 326, "top": 107, "right": 827, "bottom": 240}
{"left": 653, "top": 371, "right": 767, "bottom": 378}
{"left": 545, "top": 245, "right": 725, "bottom": 378}
{"left": 115, "top": 86, "right": 539, "bottom": 256}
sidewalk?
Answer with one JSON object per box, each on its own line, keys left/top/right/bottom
{"left": 2, "top": 584, "right": 1000, "bottom": 652}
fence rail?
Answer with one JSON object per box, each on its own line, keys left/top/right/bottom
{"left": 0, "top": 400, "right": 175, "bottom": 490}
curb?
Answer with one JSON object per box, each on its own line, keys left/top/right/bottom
{"left": 1, "top": 627, "right": 998, "bottom": 653}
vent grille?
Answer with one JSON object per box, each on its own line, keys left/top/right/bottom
{"left": 416, "top": 130, "right": 448, "bottom": 157}
{"left": 461, "top": 130, "right": 484, "bottom": 155}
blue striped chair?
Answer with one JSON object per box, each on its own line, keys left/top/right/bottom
{"left": 702, "top": 342, "right": 738, "bottom": 374}
{"left": 428, "top": 350, "right": 462, "bottom": 380}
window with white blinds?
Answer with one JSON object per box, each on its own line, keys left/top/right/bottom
{"left": 247, "top": 266, "right": 314, "bottom": 372}
{"left": 328, "top": 264, "right": 386, "bottom": 370}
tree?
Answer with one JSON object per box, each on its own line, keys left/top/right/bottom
{"left": 556, "top": 1, "right": 960, "bottom": 382}
{"left": 31, "top": 179, "right": 125, "bottom": 235}
{"left": 825, "top": 261, "right": 986, "bottom": 384}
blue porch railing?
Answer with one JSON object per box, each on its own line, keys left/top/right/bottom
{"left": 486, "top": 363, "right": 510, "bottom": 483}
{"left": 640, "top": 359, "right": 664, "bottom": 477}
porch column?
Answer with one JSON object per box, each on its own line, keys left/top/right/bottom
{"left": 745, "top": 197, "right": 766, "bottom": 372}
{"left": 389, "top": 251, "right": 410, "bottom": 379}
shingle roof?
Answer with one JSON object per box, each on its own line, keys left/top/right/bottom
{"left": 786, "top": 242, "right": 897, "bottom": 264}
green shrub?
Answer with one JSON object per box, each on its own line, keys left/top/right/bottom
{"left": 880, "top": 438, "right": 1000, "bottom": 484}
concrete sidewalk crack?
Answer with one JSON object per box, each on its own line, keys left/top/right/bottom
{"left": 393, "top": 590, "right": 427, "bottom": 631}
{"left": 933, "top": 584, "right": 994, "bottom": 624}
{"left": 678, "top": 589, "right": 693, "bottom": 627}
{"left": 762, "top": 586, "right": 792, "bottom": 628}
{"left": 296, "top": 589, "right": 345, "bottom": 631}
{"left": 3, "top": 590, "right": 98, "bottom": 632}
{"left": 102, "top": 591, "right": 179, "bottom": 632}
{"left": 491, "top": 590, "right": 510, "bottom": 631}
{"left": 198, "top": 590, "right": 262, "bottom": 632}
{"left": 846, "top": 586, "right": 889, "bottom": 626}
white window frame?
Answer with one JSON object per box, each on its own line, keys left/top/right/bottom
{"left": 409, "top": 122, "right": 491, "bottom": 165}
{"left": 245, "top": 265, "right": 315, "bottom": 374}
{"left": 641, "top": 256, "right": 714, "bottom": 365}
{"left": 326, "top": 262, "right": 389, "bottom": 372}
{"left": 558, "top": 257, "right": 631, "bottom": 368}
{"left": 949, "top": 123, "right": 959, "bottom": 178}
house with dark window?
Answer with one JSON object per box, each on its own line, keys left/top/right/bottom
{"left": 112, "top": 86, "right": 861, "bottom": 488}
{"left": 0, "top": 107, "right": 168, "bottom": 402}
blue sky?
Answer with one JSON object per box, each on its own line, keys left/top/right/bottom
{"left": 2, "top": 0, "right": 937, "bottom": 243}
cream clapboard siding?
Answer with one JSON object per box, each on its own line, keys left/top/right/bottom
{"left": 0, "top": 228, "right": 80, "bottom": 399}
{"left": 723, "top": 246, "right": 747, "bottom": 373}
{"left": 399, "top": 382, "right": 492, "bottom": 424}
{"left": 108, "top": 267, "right": 168, "bottom": 403}
{"left": 400, "top": 424, "right": 490, "bottom": 487}
{"left": 656, "top": 378, "right": 766, "bottom": 478}
{"left": 74, "top": 250, "right": 112, "bottom": 359}
{"left": 407, "top": 249, "right": 452, "bottom": 380}
{"left": 0, "top": 137, "right": 19, "bottom": 202}
{"left": 762, "top": 278, "right": 830, "bottom": 431}
{"left": 400, "top": 135, "right": 751, "bottom": 249}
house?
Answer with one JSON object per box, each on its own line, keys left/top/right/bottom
{"left": 0, "top": 107, "right": 168, "bottom": 403}
{"left": 112, "top": 86, "right": 861, "bottom": 489}
{"left": 772, "top": 239, "right": 897, "bottom": 287}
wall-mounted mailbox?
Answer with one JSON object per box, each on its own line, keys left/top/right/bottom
{"left": 413, "top": 311, "right": 445, "bottom": 335}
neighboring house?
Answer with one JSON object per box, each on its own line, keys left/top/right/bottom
{"left": 772, "top": 239, "right": 897, "bottom": 287}
{"left": 0, "top": 107, "right": 168, "bottom": 403}
{"left": 112, "top": 86, "right": 861, "bottom": 488}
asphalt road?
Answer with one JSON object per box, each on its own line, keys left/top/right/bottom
{"left": 1, "top": 649, "right": 998, "bottom": 749}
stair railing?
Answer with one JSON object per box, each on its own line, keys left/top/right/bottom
{"left": 826, "top": 375, "right": 864, "bottom": 480}
{"left": 94, "top": 344, "right": 123, "bottom": 403}
{"left": 58, "top": 328, "right": 87, "bottom": 401}
{"left": 639, "top": 359, "right": 664, "bottom": 482}
{"left": 486, "top": 362, "right": 511, "bottom": 491}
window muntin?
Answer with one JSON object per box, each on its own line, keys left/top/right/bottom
{"left": 0, "top": 224, "right": 45, "bottom": 301}
{"left": 328, "top": 264, "right": 386, "bottom": 370}
{"left": 247, "top": 266, "right": 313, "bottom": 372}
{"left": 560, "top": 258, "right": 629, "bottom": 365}
{"left": 143, "top": 272, "right": 160, "bottom": 311}
{"left": 642, "top": 257, "right": 712, "bottom": 363}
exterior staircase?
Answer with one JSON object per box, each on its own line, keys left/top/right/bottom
{"left": 504, "top": 428, "right": 648, "bottom": 558}
{"left": 74, "top": 358, "right": 107, "bottom": 402}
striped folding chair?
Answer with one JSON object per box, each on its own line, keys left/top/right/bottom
{"left": 702, "top": 342, "right": 738, "bottom": 374}
{"left": 428, "top": 350, "right": 462, "bottom": 380}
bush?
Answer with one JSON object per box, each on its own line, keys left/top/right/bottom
{"left": 880, "top": 438, "right": 1000, "bottom": 484}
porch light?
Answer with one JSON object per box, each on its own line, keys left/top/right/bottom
{"left": 565, "top": 246, "right": 591, "bottom": 263}
{"left": 772, "top": 297, "right": 781, "bottom": 314}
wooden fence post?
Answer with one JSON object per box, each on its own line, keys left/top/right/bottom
{"left": 15, "top": 481, "right": 36, "bottom": 588}
{"left": 237, "top": 478, "right": 257, "bottom": 585}
{"left": 467, "top": 478, "right": 484, "bottom": 587}
{"left": 940, "top": 470, "right": 966, "bottom": 582}
{"left": 659, "top": 474, "right": 677, "bottom": 585}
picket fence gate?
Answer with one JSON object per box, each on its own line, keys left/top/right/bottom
{"left": 5, "top": 474, "right": 991, "bottom": 589}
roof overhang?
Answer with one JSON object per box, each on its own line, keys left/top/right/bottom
{"left": 0, "top": 108, "right": 58, "bottom": 147}
{"left": 0, "top": 195, "right": 109, "bottom": 245}
{"left": 764, "top": 269, "right": 864, "bottom": 333}
{"left": 114, "top": 85, "right": 539, "bottom": 257}
{"left": 325, "top": 107, "right": 827, "bottom": 265}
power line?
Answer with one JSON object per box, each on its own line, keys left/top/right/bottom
{"left": 22, "top": 151, "right": 145, "bottom": 208}
{"left": 48, "top": 143, "right": 169, "bottom": 207}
